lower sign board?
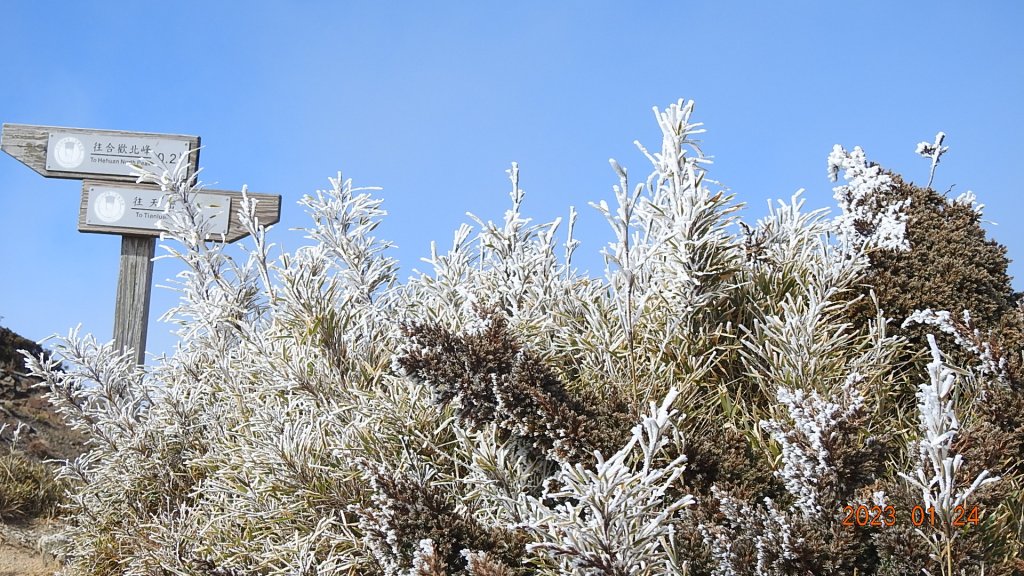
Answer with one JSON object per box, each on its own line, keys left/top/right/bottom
{"left": 85, "top": 184, "right": 230, "bottom": 234}
{"left": 78, "top": 180, "right": 282, "bottom": 242}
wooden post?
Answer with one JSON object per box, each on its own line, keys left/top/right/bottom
{"left": 113, "top": 236, "right": 155, "bottom": 365}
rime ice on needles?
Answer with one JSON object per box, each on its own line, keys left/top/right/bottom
{"left": 903, "top": 309, "right": 1007, "bottom": 381}
{"left": 592, "top": 98, "right": 742, "bottom": 405}
{"left": 761, "top": 373, "right": 865, "bottom": 517}
{"left": 827, "top": 144, "right": 910, "bottom": 252}
{"left": 409, "top": 539, "right": 445, "bottom": 576}
{"left": 950, "top": 190, "right": 985, "bottom": 215}
{"left": 297, "top": 172, "right": 398, "bottom": 305}
{"left": 521, "top": 388, "right": 694, "bottom": 576}
{"left": 593, "top": 99, "right": 710, "bottom": 337}
{"left": 405, "top": 159, "right": 580, "bottom": 336}
{"left": 899, "top": 335, "right": 999, "bottom": 542}
{"left": 915, "top": 131, "right": 948, "bottom": 189}
{"left": 702, "top": 487, "right": 801, "bottom": 576}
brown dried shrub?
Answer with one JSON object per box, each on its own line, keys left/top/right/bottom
{"left": 396, "top": 307, "right": 633, "bottom": 464}
{"left": 353, "top": 460, "right": 527, "bottom": 575}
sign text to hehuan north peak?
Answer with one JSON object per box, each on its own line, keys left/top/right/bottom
{"left": 47, "top": 132, "right": 191, "bottom": 177}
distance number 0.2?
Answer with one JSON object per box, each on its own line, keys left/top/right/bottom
{"left": 154, "top": 152, "right": 179, "bottom": 165}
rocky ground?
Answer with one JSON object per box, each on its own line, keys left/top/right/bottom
{"left": 0, "top": 518, "right": 64, "bottom": 576}
{"left": 0, "top": 370, "right": 86, "bottom": 465}
{"left": 1, "top": 326, "right": 86, "bottom": 576}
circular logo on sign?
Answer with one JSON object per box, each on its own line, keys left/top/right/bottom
{"left": 93, "top": 190, "right": 126, "bottom": 223}
{"left": 52, "top": 136, "right": 86, "bottom": 169}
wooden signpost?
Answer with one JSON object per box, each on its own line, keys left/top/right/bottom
{"left": 1, "top": 123, "right": 282, "bottom": 365}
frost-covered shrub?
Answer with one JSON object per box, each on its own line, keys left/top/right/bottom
{"left": 915, "top": 132, "right": 948, "bottom": 190}
{"left": 352, "top": 458, "right": 526, "bottom": 575}
{"left": 872, "top": 335, "right": 1016, "bottom": 576}
{"left": 761, "top": 374, "right": 870, "bottom": 518}
{"left": 20, "top": 98, "right": 1023, "bottom": 575}
{"left": 519, "top": 388, "right": 694, "bottom": 576}
{"left": 900, "top": 336, "right": 999, "bottom": 571}
{"left": 827, "top": 144, "right": 909, "bottom": 253}
{"left": 845, "top": 171, "right": 1023, "bottom": 381}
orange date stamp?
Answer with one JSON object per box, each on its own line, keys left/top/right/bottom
{"left": 840, "top": 504, "right": 981, "bottom": 528}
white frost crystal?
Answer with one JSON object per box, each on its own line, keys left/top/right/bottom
{"left": 899, "top": 335, "right": 999, "bottom": 554}
{"left": 762, "top": 373, "right": 865, "bottom": 517}
{"left": 828, "top": 144, "right": 910, "bottom": 252}
{"left": 916, "top": 131, "right": 949, "bottom": 189}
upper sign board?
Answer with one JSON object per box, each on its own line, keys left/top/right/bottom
{"left": 47, "top": 132, "right": 192, "bottom": 177}
{"left": 1, "top": 123, "right": 200, "bottom": 182}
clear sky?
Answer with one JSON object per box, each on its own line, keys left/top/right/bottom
{"left": 1, "top": 2, "right": 1022, "bottom": 362}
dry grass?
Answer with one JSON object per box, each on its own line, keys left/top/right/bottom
{"left": 0, "top": 450, "right": 64, "bottom": 522}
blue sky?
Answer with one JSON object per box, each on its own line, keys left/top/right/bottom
{"left": 2, "top": 2, "right": 1022, "bottom": 361}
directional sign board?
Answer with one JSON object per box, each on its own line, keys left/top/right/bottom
{"left": 78, "top": 181, "right": 282, "bottom": 242}
{"left": 47, "top": 132, "right": 192, "bottom": 177}
{"left": 83, "top": 184, "right": 229, "bottom": 235}
{"left": 1, "top": 122, "right": 280, "bottom": 367}
{"left": 2, "top": 123, "right": 199, "bottom": 182}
